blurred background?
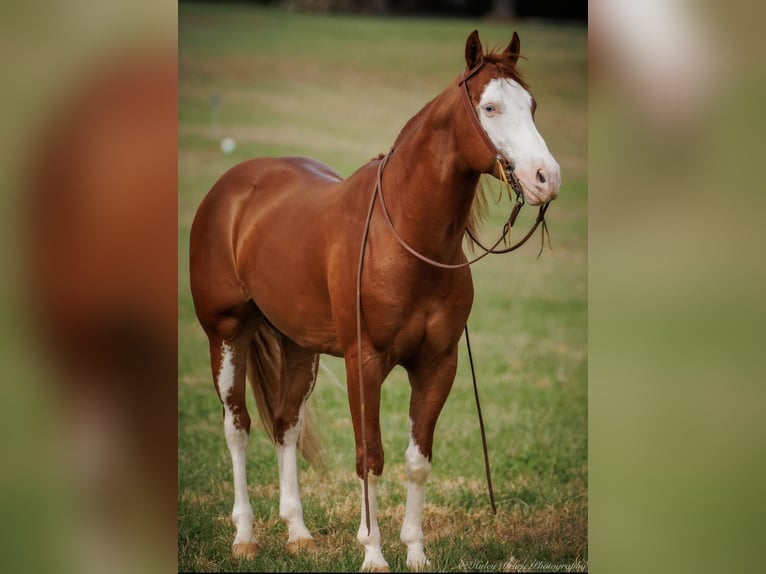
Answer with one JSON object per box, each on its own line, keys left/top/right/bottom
{"left": 1, "top": 0, "right": 764, "bottom": 573}
{"left": 589, "top": 1, "right": 766, "bottom": 573}
{"left": 185, "top": 0, "right": 588, "bottom": 20}
{"left": 0, "top": 2, "right": 177, "bottom": 574}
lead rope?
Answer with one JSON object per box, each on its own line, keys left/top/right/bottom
{"left": 464, "top": 324, "right": 497, "bottom": 514}
{"left": 465, "top": 158, "right": 552, "bottom": 258}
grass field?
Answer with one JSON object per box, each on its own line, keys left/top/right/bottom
{"left": 178, "top": 3, "right": 587, "bottom": 572}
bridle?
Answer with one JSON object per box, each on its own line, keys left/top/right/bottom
{"left": 370, "top": 60, "right": 552, "bottom": 271}
{"left": 458, "top": 58, "right": 552, "bottom": 257}
{"left": 356, "top": 59, "right": 552, "bottom": 534}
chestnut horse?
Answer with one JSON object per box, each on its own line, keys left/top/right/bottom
{"left": 190, "top": 30, "right": 560, "bottom": 571}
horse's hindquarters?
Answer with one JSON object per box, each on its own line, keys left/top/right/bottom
{"left": 191, "top": 156, "right": 347, "bottom": 354}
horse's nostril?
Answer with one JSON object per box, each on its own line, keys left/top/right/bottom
{"left": 537, "top": 169, "right": 546, "bottom": 184}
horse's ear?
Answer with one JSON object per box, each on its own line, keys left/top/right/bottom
{"left": 506, "top": 31, "right": 521, "bottom": 65}
{"left": 465, "top": 30, "right": 483, "bottom": 70}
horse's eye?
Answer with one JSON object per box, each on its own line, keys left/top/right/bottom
{"left": 483, "top": 104, "right": 496, "bottom": 115}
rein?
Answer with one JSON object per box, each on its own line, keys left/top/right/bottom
{"left": 356, "top": 63, "right": 551, "bottom": 533}
{"left": 375, "top": 151, "right": 549, "bottom": 269}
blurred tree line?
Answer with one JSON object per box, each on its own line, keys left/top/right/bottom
{"left": 190, "top": 0, "right": 586, "bottom": 21}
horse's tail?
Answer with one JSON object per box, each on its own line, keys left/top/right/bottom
{"left": 246, "top": 322, "right": 325, "bottom": 471}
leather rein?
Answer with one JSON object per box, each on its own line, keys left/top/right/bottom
{"left": 356, "top": 60, "right": 551, "bottom": 533}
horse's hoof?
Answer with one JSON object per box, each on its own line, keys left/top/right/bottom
{"left": 232, "top": 542, "right": 259, "bottom": 560}
{"left": 364, "top": 567, "right": 391, "bottom": 573}
{"left": 287, "top": 538, "right": 316, "bottom": 553}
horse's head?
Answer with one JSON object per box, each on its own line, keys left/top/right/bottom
{"left": 461, "top": 30, "right": 561, "bottom": 206}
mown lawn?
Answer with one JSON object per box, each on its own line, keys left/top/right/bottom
{"left": 179, "top": 3, "right": 587, "bottom": 572}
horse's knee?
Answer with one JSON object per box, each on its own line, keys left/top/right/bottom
{"left": 404, "top": 442, "right": 431, "bottom": 484}
{"left": 356, "top": 443, "right": 384, "bottom": 478}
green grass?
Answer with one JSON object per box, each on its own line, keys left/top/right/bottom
{"left": 179, "top": 3, "right": 587, "bottom": 571}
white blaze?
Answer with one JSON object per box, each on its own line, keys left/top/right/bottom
{"left": 478, "top": 77, "right": 561, "bottom": 204}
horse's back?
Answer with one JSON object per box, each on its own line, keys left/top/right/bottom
{"left": 229, "top": 156, "right": 342, "bottom": 191}
{"left": 191, "top": 156, "right": 342, "bottom": 263}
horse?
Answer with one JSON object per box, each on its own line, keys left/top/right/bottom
{"left": 189, "top": 30, "right": 560, "bottom": 571}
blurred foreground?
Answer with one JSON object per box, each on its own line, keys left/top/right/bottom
{"left": 0, "top": 0, "right": 764, "bottom": 572}
{"left": 590, "top": 1, "right": 766, "bottom": 573}
{"left": 0, "top": 1, "right": 177, "bottom": 573}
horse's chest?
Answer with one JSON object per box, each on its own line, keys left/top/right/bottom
{"left": 365, "top": 273, "right": 472, "bottom": 359}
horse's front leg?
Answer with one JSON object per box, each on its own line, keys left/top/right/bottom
{"left": 345, "top": 349, "right": 391, "bottom": 572}
{"left": 401, "top": 347, "right": 458, "bottom": 571}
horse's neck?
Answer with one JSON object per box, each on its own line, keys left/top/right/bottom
{"left": 383, "top": 87, "right": 479, "bottom": 256}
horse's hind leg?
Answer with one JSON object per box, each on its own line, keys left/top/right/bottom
{"left": 273, "top": 337, "right": 320, "bottom": 552}
{"left": 208, "top": 331, "right": 259, "bottom": 559}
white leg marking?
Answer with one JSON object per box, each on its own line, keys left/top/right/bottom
{"left": 400, "top": 419, "right": 432, "bottom": 571}
{"left": 277, "top": 408, "right": 313, "bottom": 543}
{"left": 219, "top": 342, "right": 256, "bottom": 547}
{"left": 357, "top": 474, "right": 389, "bottom": 571}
